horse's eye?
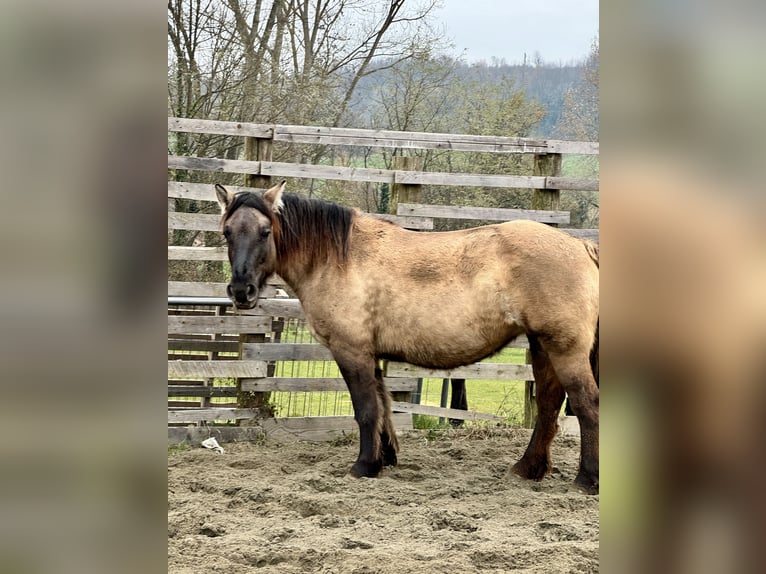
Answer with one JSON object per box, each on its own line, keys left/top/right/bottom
{"left": 260, "top": 228, "right": 271, "bottom": 239}
{"left": 223, "top": 228, "right": 231, "bottom": 240}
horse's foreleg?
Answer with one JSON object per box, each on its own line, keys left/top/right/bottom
{"left": 375, "top": 366, "right": 399, "bottom": 467}
{"left": 334, "top": 352, "right": 384, "bottom": 478}
{"left": 512, "top": 338, "right": 565, "bottom": 481}
{"left": 547, "top": 351, "right": 599, "bottom": 494}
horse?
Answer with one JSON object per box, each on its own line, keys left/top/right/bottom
{"left": 215, "top": 181, "right": 600, "bottom": 493}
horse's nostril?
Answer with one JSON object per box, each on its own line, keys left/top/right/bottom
{"left": 226, "top": 284, "right": 233, "bottom": 298}
{"left": 246, "top": 284, "right": 256, "bottom": 297}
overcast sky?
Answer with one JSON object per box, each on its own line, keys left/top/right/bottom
{"left": 435, "top": 0, "right": 598, "bottom": 65}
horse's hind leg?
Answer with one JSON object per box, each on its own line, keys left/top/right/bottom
{"left": 512, "top": 336, "right": 566, "bottom": 481}
{"left": 545, "top": 347, "right": 599, "bottom": 494}
{"left": 375, "top": 366, "right": 399, "bottom": 467}
{"left": 333, "top": 351, "right": 385, "bottom": 478}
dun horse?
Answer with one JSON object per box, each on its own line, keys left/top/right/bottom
{"left": 216, "top": 182, "right": 600, "bottom": 493}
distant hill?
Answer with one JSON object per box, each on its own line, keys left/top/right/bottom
{"left": 348, "top": 59, "right": 586, "bottom": 139}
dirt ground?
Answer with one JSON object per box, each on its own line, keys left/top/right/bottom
{"left": 168, "top": 428, "right": 599, "bottom": 573}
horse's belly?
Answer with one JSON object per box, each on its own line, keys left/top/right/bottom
{"left": 378, "top": 314, "right": 522, "bottom": 370}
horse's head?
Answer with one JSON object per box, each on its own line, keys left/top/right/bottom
{"left": 215, "top": 181, "right": 285, "bottom": 309}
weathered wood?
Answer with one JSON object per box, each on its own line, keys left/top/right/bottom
{"left": 169, "top": 118, "right": 598, "bottom": 155}
{"left": 168, "top": 315, "right": 271, "bottom": 335}
{"left": 396, "top": 203, "right": 570, "bottom": 224}
{"left": 168, "top": 407, "right": 260, "bottom": 423}
{"left": 168, "top": 339, "right": 240, "bottom": 353}
{"left": 167, "top": 360, "right": 267, "bottom": 378}
{"left": 390, "top": 401, "right": 502, "bottom": 422}
{"left": 168, "top": 246, "right": 227, "bottom": 260}
{"left": 395, "top": 171, "right": 545, "bottom": 189}
{"left": 369, "top": 213, "right": 433, "bottom": 230}
{"left": 240, "top": 377, "right": 419, "bottom": 393}
{"left": 244, "top": 136, "right": 272, "bottom": 188}
{"left": 167, "top": 386, "right": 239, "bottom": 397}
{"left": 169, "top": 157, "right": 596, "bottom": 192}
{"left": 168, "top": 281, "right": 228, "bottom": 297}
{"left": 242, "top": 343, "right": 334, "bottom": 361}
{"left": 167, "top": 413, "right": 413, "bottom": 443}
{"left": 384, "top": 362, "right": 533, "bottom": 380}
{"left": 547, "top": 177, "right": 599, "bottom": 192}
{"left": 168, "top": 181, "right": 263, "bottom": 201}
{"left": 168, "top": 155, "right": 261, "bottom": 174}
{"left": 389, "top": 156, "right": 423, "bottom": 218}
{"left": 168, "top": 212, "right": 222, "bottom": 232}
{"left": 560, "top": 228, "right": 600, "bottom": 242}
{"left": 168, "top": 117, "right": 273, "bottom": 138}
{"left": 260, "top": 161, "right": 391, "bottom": 184}
{"left": 532, "top": 154, "right": 562, "bottom": 215}
{"left": 168, "top": 281, "right": 281, "bottom": 298}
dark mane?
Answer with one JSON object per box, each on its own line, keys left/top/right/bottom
{"left": 277, "top": 193, "right": 354, "bottom": 266}
{"left": 224, "top": 191, "right": 354, "bottom": 267}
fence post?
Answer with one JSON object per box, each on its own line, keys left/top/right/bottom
{"left": 523, "top": 153, "right": 562, "bottom": 428}
{"left": 238, "top": 134, "right": 275, "bottom": 418}
{"left": 389, "top": 155, "right": 423, "bottom": 215}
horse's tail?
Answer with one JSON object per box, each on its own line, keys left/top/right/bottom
{"left": 583, "top": 239, "right": 599, "bottom": 385}
{"left": 590, "top": 320, "right": 599, "bottom": 385}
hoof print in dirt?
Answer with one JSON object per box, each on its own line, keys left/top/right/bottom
{"left": 341, "top": 537, "right": 374, "bottom": 550}
{"left": 199, "top": 523, "right": 226, "bottom": 537}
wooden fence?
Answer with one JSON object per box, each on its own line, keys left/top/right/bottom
{"left": 167, "top": 117, "right": 599, "bottom": 443}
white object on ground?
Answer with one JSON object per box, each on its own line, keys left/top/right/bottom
{"left": 201, "top": 437, "right": 224, "bottom": 454}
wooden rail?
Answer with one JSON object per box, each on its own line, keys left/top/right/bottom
{"left": 168, "top": 117, "right": 599, "bottom": 155}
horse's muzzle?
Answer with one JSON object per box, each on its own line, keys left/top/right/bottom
{"left": 227, "top": 282, "right": 258, "bottom": 309}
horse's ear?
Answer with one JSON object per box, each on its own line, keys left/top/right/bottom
{"left": 215, "top": 184, "right": 234, "bottom": 214}
{"left": 263, "top": 180, "right": 286, "bottom": 212}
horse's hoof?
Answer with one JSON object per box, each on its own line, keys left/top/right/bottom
{"left": 349, "top": 460, "right": 382, "bottom": 478}
{"left": 512, "top": 458, "right": 550, "bottom": 481}
{"left": 382, "top": 447, "right": 398, "bottom": 467}
{"left": 574, "top": 472, "right": 599, "bottom": 495}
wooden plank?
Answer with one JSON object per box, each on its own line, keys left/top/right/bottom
{"left": 168, "top": 407, "right": 260, "bottom": 423}
{"left": 168, "top": 339, "right": 240, "bottom": 353}
{"left": 167, "top": 386, "right": 238, "bottom": 398}
{"left": 370, "top": 213, "right": 433, "bottom": 230}
{"left": 547, "top": 177, "right": 599, "bottom": 191}
{"left": 242, "top": 343, "right": 334, "bottom": 361}
{"left": 168, "top": 155, "right": 261, "bottom": 174}
{"left": 395, "top": 171, "right": 546, "bottom": 189}
{"left": 168, "top": 212, "right": 221, "bottom": 232}
{"left": 167, "top": 414, "right": 412, "bottom": 443}
{"left": 397, "top": 203, "right": 570, "bottom": 224}
{"left": 168, "top": 157, "right": 598, "bottom": 192}
{"left": 167, "top": 360, "right": 267, "bottom": 378}
{"left": 260, "top": 414, "right": 412, "bottom": 442}
{"left": 168, "top": 181, "right": 265, "bottom": 201}
{"left": 560, "top": 228, "right": 600, "bottom": 242}
{"left": 167, "top": 353, "right": 209, "bottom": 361}
{"left": 168, "top": 425, "right": 266, "bottom": 443}
{"left": 168, "top": 281, "right": 228, "bottom": 297}
{"left": 384, "top": 362, "right": 533, "bottom": 380}
{"left": 390, "top": 401, "right": 502, "bottom": 421}
{"left": 168, "top": 117, "right": 273, "bottom": 138}
{"left": 260, "top": 161, "right": 392, "bottom": 184}
{"left": 168, "top": 246, "right": 227, "bottom": 260}
{"left": 240, "top": 377, "right": 418, "bottom": 393}
{"left": 168, "top": 119, "right": 597, "bottom": 155}
{"left": 168, "top": 281, "right": 283, "bottom": 298}
{"left": 168, "top": 315, "right": 271, "bottom": 335}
